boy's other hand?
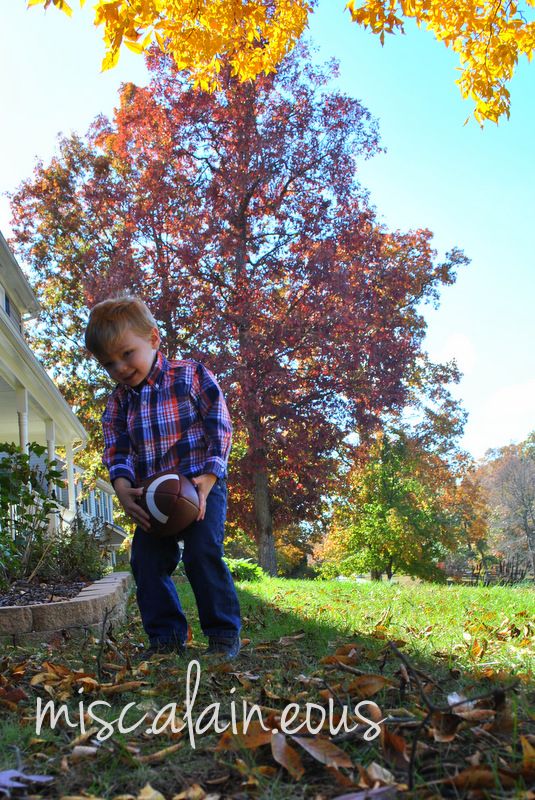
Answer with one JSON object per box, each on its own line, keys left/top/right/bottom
{"left": 191, "top": 473, "right": 217, "bottom": 521}
{"left": 114, "top": 479, "right": 152, "bottom": 531}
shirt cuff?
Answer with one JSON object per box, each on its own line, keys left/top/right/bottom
{"left": 203, "top": 458, "right": 227, "bottom": 479}
{"left": 109, "top": 465, "right": 136, "bottom": 485}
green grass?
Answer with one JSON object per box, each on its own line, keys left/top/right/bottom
{"left": 238, "top": 577, "right": 535, "bottom": 675}
{"left": 0, "top": 576, "right": 533, "bottom": 799}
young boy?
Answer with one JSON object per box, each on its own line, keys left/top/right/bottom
{"left": 84, "top": 296, "right": 241, "bottom": 659}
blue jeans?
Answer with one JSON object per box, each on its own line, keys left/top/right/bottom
{"left": 130, "top": 477, "right": 241, "bottom": 646}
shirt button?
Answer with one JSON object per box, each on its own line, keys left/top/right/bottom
{"left": 155, "top": 383, "right": 159, "bottom": 389}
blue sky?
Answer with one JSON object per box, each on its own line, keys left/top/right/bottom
{"left": 1, "top": 0, "right": 534, "bottom": 458}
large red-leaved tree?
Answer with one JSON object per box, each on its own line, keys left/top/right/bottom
{"left": 10, "top": 44, "right": 467, "bottom": 573}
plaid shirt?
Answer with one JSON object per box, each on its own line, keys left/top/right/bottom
{"left": 102, "top": 351, "right": 232, "bottom": 485}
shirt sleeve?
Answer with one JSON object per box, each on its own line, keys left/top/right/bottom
{"left": 101, "top": 391, "right": 136, "bottom": 485}
{"left": 192, "top": 361, "right": 233, "bottom": 478}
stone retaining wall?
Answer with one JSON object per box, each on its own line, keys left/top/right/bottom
{"left": 0, "top": 572, "right": 133, "bottom": 646}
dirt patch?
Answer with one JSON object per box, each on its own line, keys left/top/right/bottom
{"left": 0, "top": 579, "right": 88, "bottom": 607}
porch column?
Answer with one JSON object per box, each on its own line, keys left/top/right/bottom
{"left": 65, "top": 441, "right": 76, "bottom": 513}
{"left": 15, "top": 387, "right": 28, "bottom": 453}
{"left": 45, "top": 418, "right": 56, "bottom": 483}
{"left": 45, "top": 420, "right": 58, "bottom": 536}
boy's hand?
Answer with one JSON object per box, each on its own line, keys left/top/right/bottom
{"left": 114, "top": 478, "right": 151, "bottom": 531}
{"left": 191, "top": 473, "right": 217, "bottom": 521}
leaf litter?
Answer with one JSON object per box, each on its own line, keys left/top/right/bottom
{"left": 0, "top": 602, "right": 533, "bottom": 799}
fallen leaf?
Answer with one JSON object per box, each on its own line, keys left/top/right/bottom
{"left": 332, "top": 788, "right": 397, "bottom": 800}
{"left": 59, "top": 796, "right": 105, "bottom": 800}
{"left": 171, "top": 784, "right": 206, "bottom": 799}
{"left": 230, "top": 670, "right": 260, "bottom": 681}
{"left": 215, "top": 720, "right": 272, "bottom": 750}
{"left": 430, "top": 712, "right": 462, "bottom": 743}
{"left": 100, "top": 681, "right": 146, "bottom": 694}
{"left": 278, "top": 631, "right": 306, "bottom": 646}
{"left": 75, "top": 676, "right": 101, "bottom": 692}
{"left": 270, "top": 731, "right": 305, "bottom": 779}
{"left": 348, "top": 675, "right": 396, "bottom": 698}
{"left": 325, "top": 765, "right": 358, "bottom": 788}
{"left": 0, "top": 697, "right": 20, "bottom": 712}
{"left": 321, "top": 655, "right": 361, "bottom": 666}
{"left": 382, "top": 729, "right": 409, "bottom": 767}
{"left": 447, "top": 691, "right": 470, "bottom": 710}
{"left": 291, "top": 735, "right": 352, "bottom": 768}
{"left": 137, "top": 742, "right": 183, "bottom": 764}
{"left": 296, "top": 675, "right": 325, "bottom": 686}
{"left": 204, "top": 773, "right": 230, "bottom": 786}
{"left": 521, "top": 735, "right": 535, "bottom": 769}
{"left": 71, "top": 727, "right": 100, "bottom": 747}
{"left": 262, "top": 686, "right": 282, "bottom": 700}
{"left": 451, "top": 767, "right": 516, "bottom": 790}
{"left": 319, "top": 684, "right": 344, "bottom": 701}
{"left": 334, "top": 643, "right": 363, "bottom": 657}
{"left": 353, "top": 701, "right": 384, "bottom": 726}
{"left": 137, "top": 784, "right": 167, "bottom": 800}
{"left": 70, "top": 745, "right": 99, "bottom": 762}
{"left": 362, "top": 762, "right": 396, "bottom": 785}
{"left": 0, "top": 686, "right": 28, "bottom": 703}
{"left": 111, "top": 795, "right": 137, "bottom": 799}
{"left": 455, "top": 708, "right": 495, "bottom": 722}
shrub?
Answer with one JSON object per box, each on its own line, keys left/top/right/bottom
{"left": 223, "top": 557, "right": 265, "bottom": 582}
{"left": 29, "top": 513, "right": 107, "bottom": 583}
{"left": 0, "top": 442, "right": 63, "bottom": 588}
{"left": 223, "top": 525, "right": 258, "bottom": 560}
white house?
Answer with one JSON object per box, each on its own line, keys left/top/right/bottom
{"left": 0, "top": 230, "right": 126, "bottom": 563}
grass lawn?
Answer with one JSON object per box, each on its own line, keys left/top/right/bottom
{"left": 0, "top": 576, "right": 533, "bottom": 799}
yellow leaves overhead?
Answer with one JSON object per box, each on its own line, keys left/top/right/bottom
{"left": 27, "top": 0, "right": 535, "bottom": 122}
{"left": 30, "top": 0, "right": 311, "bottom": 91}
{"left": 347, "top": 0, "right": 535, "bottom": 123}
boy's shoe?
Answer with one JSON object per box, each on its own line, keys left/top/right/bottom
{"left": 206, "top": 635, "right": 241, "bottom": 660}
{"left": 136, "top": 640, "right": 186, "bottom": 660}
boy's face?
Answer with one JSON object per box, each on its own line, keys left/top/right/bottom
{"left": 99, "top": 326, "right": 160, "bottom": 387}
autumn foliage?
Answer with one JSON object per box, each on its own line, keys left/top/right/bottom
{"left": 28, "top": 0, "right": 311, "bottom": 89}
{"left": 28, "top": 0, "right": 535, "bottom": 122}
{"left": 10, "top": 47, "right": 466, "bottom": 572}
{"left": 316, "top": 430, "right": 466, "bottom": 580}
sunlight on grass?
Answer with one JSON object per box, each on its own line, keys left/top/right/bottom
{"left": 238, "top": 578, "right": 535, "bottom": 677}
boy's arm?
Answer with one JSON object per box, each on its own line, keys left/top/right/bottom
{"left": 102, "top": 396, "right": 151, "bottom": 530}
{"left": 102, "top": 393, "right": 136, "bottom": 485}
{"left": 193, "top": 361, "right": 233, "bottom": 479}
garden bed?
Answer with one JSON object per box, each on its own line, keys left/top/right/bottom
{"left": 0, "top": 579, "right": 89, "bottom": 607}
{"left": 0, "top": 572, "right": 133, "bottom": 646}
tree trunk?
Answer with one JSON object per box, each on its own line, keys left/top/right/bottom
{"left": 528, "top": 539, "right": 535, "bottom": 583}
{"left": 254, "top": 468, "right": 277, "bottom": 576}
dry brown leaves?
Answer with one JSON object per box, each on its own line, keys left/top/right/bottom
{"left": 0, "top": 617, "right": 533, "bottom": 800}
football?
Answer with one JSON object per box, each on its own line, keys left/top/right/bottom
{"left": 138, "top": 470, "right": 200, "bottom": 536}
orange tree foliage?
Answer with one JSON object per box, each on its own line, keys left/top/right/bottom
{"left": 28, "top": 0, "right": 535, "bottom": 122}
{"left": 10, "top": 47, "right": 466, "bottom": 573}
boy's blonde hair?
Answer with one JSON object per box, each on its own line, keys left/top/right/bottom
{"left": 84, "top": 296, "right": 158, "bottom": 359}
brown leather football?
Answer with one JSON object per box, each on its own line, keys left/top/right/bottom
{"left": 138, "top": 470, "right": 199, "bottom": 536}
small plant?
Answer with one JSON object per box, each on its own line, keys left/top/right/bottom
{"left": 29, "top": 512, "right": 107, "bottom": 583}
{"left": 0, "top": 442, "right": 63, "bottom": 588}
{"left": 223, "top": 556, "right": 265, "bottom": 582}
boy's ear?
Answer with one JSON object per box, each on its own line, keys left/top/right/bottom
{"left": 151, "top": 327, "right": 161, "bottom": 348}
